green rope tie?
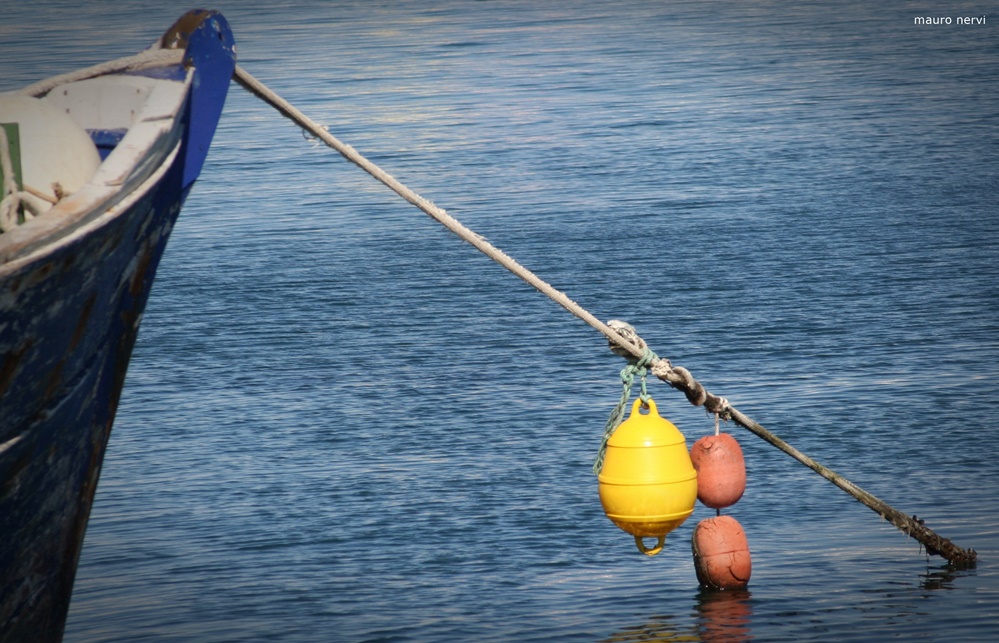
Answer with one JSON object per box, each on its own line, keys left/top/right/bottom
{"left": 593, "top": 348, "right": 658, "bottom": 475}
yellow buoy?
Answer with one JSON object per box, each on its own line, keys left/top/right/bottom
{"left": 598, "top": 397, "right": 698, "bottom": 556}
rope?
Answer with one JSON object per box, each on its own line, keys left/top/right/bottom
{"left": 236, "top": 66, "right": 738, "bottom": 422}
{"left": 233, "top": 65, "right": 644, "bottom": 360}
{"left": 11, "top": 48, "right": 184, "bottom": 98}
{"left": 0, "top": 127, "right": 44, "bottom": 233}
{"left": 592, "top": 347, "right": 656, "bottom": 475}
{"left": 233, "top": 65, "right": 978, "bottom": 568}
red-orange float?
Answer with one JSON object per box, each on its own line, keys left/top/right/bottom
{"left": 691, "top": 515, "right": 751, "bottom": 590}
{"left": 689, "top": 433, "right": 746, "bottom": 509}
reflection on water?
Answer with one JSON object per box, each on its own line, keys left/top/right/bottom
{"left": 695, "top": 589, "right": 754, "bottom": 642}
{"left": 604, "top": 588, "right": 753, "bottom": 643}
{"left": 603, "top": 613, "right": 699, "bottom": 643}
{"left": 919, "top": 564, "right": 960, "bottom": 592}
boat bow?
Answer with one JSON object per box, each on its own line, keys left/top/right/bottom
{"left": 0, "top": 12, "right": 235, "bottom": 642}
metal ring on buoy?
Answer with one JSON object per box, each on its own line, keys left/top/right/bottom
{"left": 634, "top": 534, "right": 666, "bottom": 557}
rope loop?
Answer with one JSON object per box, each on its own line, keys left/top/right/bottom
{"left": 634, "top": 347, "right": 656, "bottom": 403}
{"left": 704, "top": 394, "right": 731, "bottom": 419}
{"left": 592, "top": 347, "right": 659, "bottom": 475}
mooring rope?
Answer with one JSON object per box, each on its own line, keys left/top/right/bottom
{"left": 233, "top": 65, "right": 977, "bottom": 568}
{"left": 233, "top": 65, "right": 636, "bottom": 357}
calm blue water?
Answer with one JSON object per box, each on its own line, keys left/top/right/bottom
{"left": 4, "top": 1, "right": 999, "bottom": 640}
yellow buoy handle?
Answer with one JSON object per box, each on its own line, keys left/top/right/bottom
{"left": 634, "top": 534, "right": 666, "bottom": 557}
{"left": 635, "top": 397, "right": 658, "bottom": 416}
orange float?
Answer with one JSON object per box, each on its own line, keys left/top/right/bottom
{"left": 691, "top": 515, "right": 751, "bottom": 589}
{"left": 689, "top": 433, "right": 746, "bottom": 509}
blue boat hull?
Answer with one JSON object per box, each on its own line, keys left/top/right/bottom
{"left": 0, "top": 12, "right": 235, "bottom": 641}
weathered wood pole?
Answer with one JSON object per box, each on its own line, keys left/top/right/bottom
{"left": 726, "top": 406, "right": 976, "bottom": 568}
{"left": 642, "top": 350, "right": 977, "bottom": 568}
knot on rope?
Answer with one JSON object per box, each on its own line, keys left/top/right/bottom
{"left": 606, "top": 319, "right": 646, "bottom": 358}
{"left": 705, "top": 395, "right": 730, "bottom": 417}
{"left": 593, "top": 331, "right": 660, "bottom": 474}
{"left": 671, "top": 365, "right": 707, "bottom": 406}
{"left": 631, "top": 347, "right": 657, "bottom": 403}
{"left": 608, "top": 319, "right": 657, "bottom": 401}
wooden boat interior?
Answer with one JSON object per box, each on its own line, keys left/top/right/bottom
{"left": 1, "top": 70, "right": 192, "bottom": 263}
